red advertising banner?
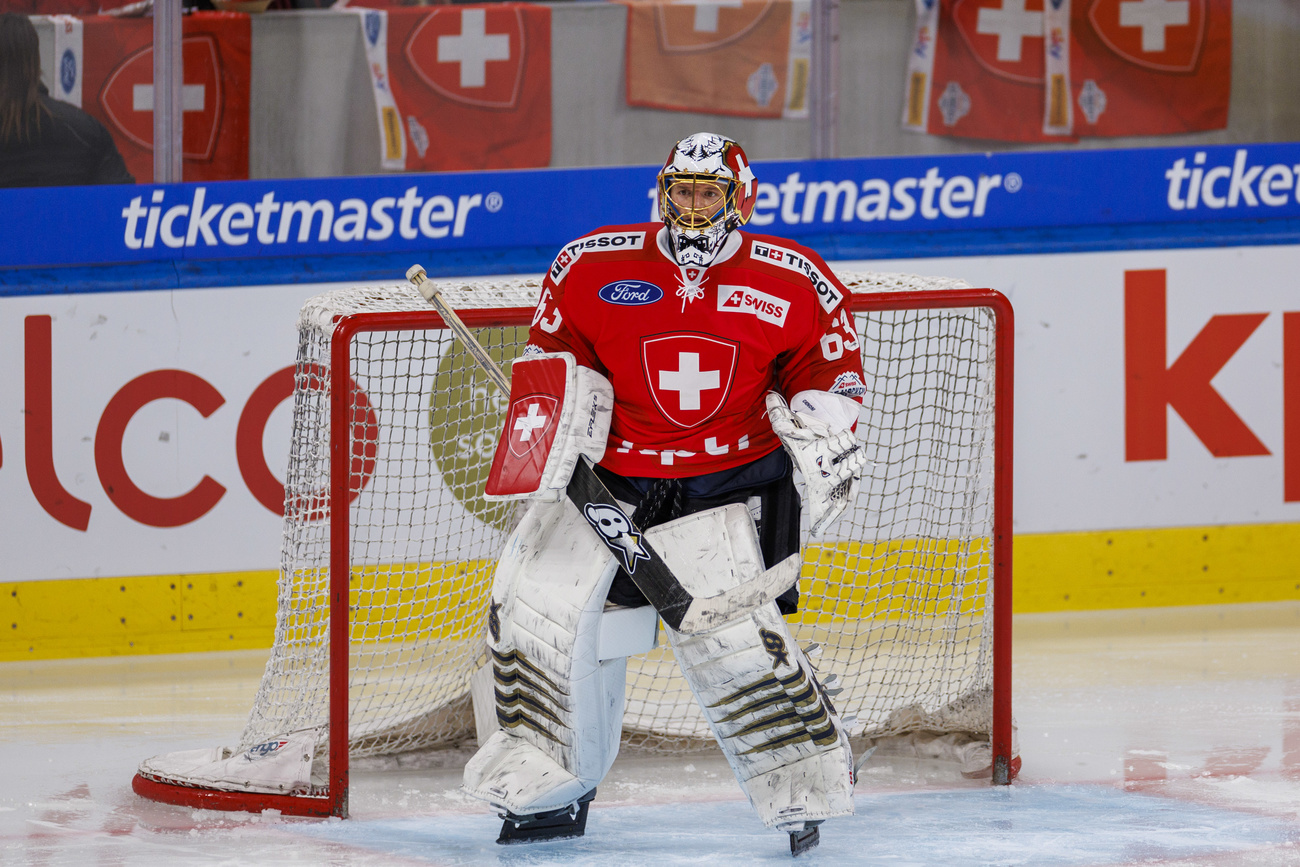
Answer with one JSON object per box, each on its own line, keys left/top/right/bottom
{"left": 384, "top": 5, "right": 551, "bottom": 172}
{"left": 624, "top": 0, "right": 812, "bottom": 119}
{"left": 81, "top": 12, "right": 251, "bottom": 182}
{"left": 922, "top": 0, "right": 1069, "bottom": 142}
{"left": 906, "top": 0, "right": 1230, "bottom": 142}
{"left": 1069, "top": 0, "right": 1231, "bottom": 136}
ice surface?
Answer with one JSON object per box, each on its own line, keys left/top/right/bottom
{"left": 3, "top": 603, "right": 1300, "bottom": 866}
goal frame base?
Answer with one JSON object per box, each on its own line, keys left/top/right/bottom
{"left": 131, "top": 773, "right": 345, "bottom": 817}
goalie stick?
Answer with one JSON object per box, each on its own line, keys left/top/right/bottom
{"left": 406, "top": 264, "right": 797, "bottom": 634}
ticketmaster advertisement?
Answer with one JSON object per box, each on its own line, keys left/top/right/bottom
{"left": 2, "top": 142, "right": 1298, "bottom": 278}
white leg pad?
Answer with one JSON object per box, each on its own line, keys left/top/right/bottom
{"left": 667, "top": 601, "right": 855, "bottom": 830}
{"left": 462, "top": 497, "right": 626, "bottom": 816}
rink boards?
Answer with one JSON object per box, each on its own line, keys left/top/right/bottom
{"left": 2, "top": 243, "right": 1300, "bottom": 659}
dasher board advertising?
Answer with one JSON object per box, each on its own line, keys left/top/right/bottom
{"left": 2, "top": 143, "right": 1299, "bottom": 281}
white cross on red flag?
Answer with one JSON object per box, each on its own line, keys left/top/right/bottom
{"left": 372, "top": 5, "right": 552, "bottom": 171}
{"left": 903, "top": 0, "right": 1229, "bottom": 142}
{"left": 79, "top": 13, "right": 251, "bottom": 181}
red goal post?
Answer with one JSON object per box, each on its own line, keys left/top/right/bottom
{"left": 133, "top": 272, "right": 1015, "bottom": 818}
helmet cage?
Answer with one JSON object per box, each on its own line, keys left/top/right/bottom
{"left": 659, "top": 171, "right": 740, "bottom": 232}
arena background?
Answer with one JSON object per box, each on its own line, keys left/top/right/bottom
{"left": 2, "top": 1, "right": 1299, "bottom": 662}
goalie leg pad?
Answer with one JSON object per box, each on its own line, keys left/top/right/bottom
{"left": 462, "top": 497, "right": 627, "bottom": 816}
{"left": 666, "top": 602, "right": 854, "bottom": 828}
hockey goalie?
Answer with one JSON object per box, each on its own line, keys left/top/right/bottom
{"left": 462, "top": 132, "right": 869, "bottom": 856}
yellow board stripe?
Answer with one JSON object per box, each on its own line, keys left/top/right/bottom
{"left": 4, "top": 523, "right": 1298, "bottom": 661}
{"left": 1013, "top": 522, "right": 1300, "bottom": 612}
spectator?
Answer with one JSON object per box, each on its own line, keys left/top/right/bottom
{"left": 0, "top": 13, "right": 135, "bottom": 187}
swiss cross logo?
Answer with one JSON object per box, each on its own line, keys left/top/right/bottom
{"left": 404, "top": 8, "right": 524, "bottom": 108}
{"left": 642, "top": 334, "right": 738, "bottom": 428}
{"left": 1089, "top": 0, "right": 1206, "bottom": 72}
{"left": 954, "top": 0, "right": 1046, "bottom": 84}
{"left": 655, "top": 0, "right": 772, "bottom": 51}
{"left": 98, "top": 35, "right": 224, "bottom": 159}
{"left": 506, "top": 395, "right": 558, "bottom": 457}
{"left": 485, "top": 355, "right": 569, "bottom": 498}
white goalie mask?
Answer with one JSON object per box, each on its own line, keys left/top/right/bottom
{"left": 657, "top": 133, "right": 757, "bottom": 267}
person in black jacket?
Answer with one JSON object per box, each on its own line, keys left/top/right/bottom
{"left": 0, "top": 12, "right": 135, "bottom": 187}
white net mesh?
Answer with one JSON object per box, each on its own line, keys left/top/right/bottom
{"left": 236, "top": 271, "right": 1002, "bottom": 783}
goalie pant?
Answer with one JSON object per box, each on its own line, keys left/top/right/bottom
{"left": 462, "top": 496, "right": 854, "bottom": 830}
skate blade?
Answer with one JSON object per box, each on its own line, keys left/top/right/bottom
{"left": 789, "top": 824, "right": 820, "bottom": 857}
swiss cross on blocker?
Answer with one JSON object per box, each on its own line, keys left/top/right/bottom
{"left": 508, "top": 397, "right": 558, "bottom": 456}
{"left": 484, "top": 356, "right": 567, "bottom": 498}
{"left": 642, "top": 334, "right": 739, "bottom": 428}
{"left": 404, "top": 7, "right": 525, "bottom": 107}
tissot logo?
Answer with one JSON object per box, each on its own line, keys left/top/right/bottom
{"left": 750, "top": 241, "right": 843, "bottom": 313}
{"left": 598, "top": 280, "right": 663, "bottom": 306}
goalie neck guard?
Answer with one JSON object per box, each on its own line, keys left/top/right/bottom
{"left": 657, "top": 132, "right": 757, "bottom": 268}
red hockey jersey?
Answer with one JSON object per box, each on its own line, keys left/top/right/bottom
{"left": 525, "top": 223, "right": 866, "bottom": 478}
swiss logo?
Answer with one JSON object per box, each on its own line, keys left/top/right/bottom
{"left": 598, "top": 280, "right": 664, "bottom": 306}
{"left": 718, "top": 285, "right": 790, "bottom": 327}
{"left": 655, "top": 0, "right": 775, "bottom": 51}
{"left": 953, "top": 0, "right": 1046, "bottom": 84}
{"left": 404, "top": 8, "right": 525, "bottom": 108}
{"left": 99, "top": 35, "right": 224, "bottom": 159}
{"left": 641, "top": 334, "right": 738, "bottom": 429}
{"left": 1088, "top": 0, "right": 1206, "bottom": 72}
{"left": 506, "top": 395, "right": 558, "bottom": 458}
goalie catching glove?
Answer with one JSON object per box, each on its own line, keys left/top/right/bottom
{"left": 766, "top": 391, "right": 867, "bottom": 536}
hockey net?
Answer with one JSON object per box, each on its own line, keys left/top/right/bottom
{"left": 133, "top": 271, "right": 1014, "bottom": 817}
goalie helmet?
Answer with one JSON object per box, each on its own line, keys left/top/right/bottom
{"left": 657, "top": 132, "right": 757, "bottom": 267}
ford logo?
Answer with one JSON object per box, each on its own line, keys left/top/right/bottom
{"left": 598, "top": 280, "right": 663, "bottom": 306}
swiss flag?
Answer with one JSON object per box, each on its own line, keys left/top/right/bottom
{"left": 641, "top": 334, "right": 738, "bottom": 429}
{"left": 382, "top": 5, "right": 551, "bottom": 171}
{"left": 624, "top": 0, "right": 811, "bottom": 119}
{"left": 485, "top": 357, "right": 567, "bottom": 498}
{"left": 81, "top": 13, "right": 251, "bottom": 182}
{"left": 925, "top": 0, "right": 1070, "bottom": 142}
{"left": 1070, "top": 0, "right": 1230, "bottom": 136}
